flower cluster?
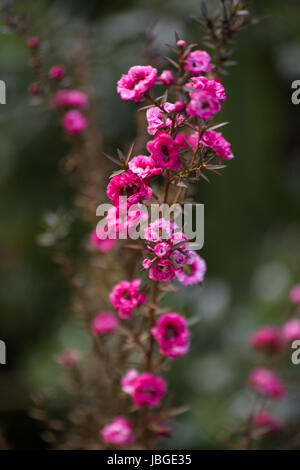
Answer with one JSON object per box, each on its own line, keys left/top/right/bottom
{"left": 246, "top": 284, "right": 300, "bottom": 438}
{"left": 98, "top": 37, "right": 236, "bottom": 447}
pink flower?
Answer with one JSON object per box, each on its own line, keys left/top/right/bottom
{"left": 158, "top": 70, "right": 174, "bottom": 85}
{"left": 91, "top": 311, "right": 119, "bottom": 335}
{"left": 147, "top": 131, "right": 182, "bottom": 170}
{"left": 149, "top": 259, "right": 176, "bottom": 282}
{"left": 184, "top": 50, "right": 212, "bottom": 75}
{"left": 132, "top": 372, "right": 167, "bottom": 408}
{"left": 117, "top": 65, "right": 157, "bottom": 102}
{"left": 128, "top": 155, "right": 162, "bottom": 179}
{"left": 58, "top": 349, "right": 80, "bottom": 369}
{"left": 101, "top": 417, "right": 135, "bottom": 446}
{"left": 49, "top": 65, "right": 65, "bottom": 80}
{"left": 62, "top": 110, "right": 88, "bottom": 135}
{"left": 282, "top": 319, "right": 300, "bottom": 342}
{"left": 151, "top": 313, "right": 190, "bottom": 359}
{"left": 146, "top": 103, "right": 184, "bottom": 136}
{"left": 249, "top": 368, "right": 286, "bottom": 399}
{"left": 55, "top": 90, "right": 88, "bottom": 109}
{"left": 177, "top": 39, "right": 186, "bottom": 48}
{"left": 289, "top": 284, "right": 300, "bottom": 304}
{"left": 107, "top": 170, "right": 152, "bottom": 208}
{"left": 186, "top": 90, "right": 221, "bottom": 121}
{"left": 142, "top": 258, "right": 153, "bottom": 270}
{"left": 175, "top": 251, "right": 207, "bottom": 286}
{"left": 201, "top": 130, "right": 234, "bottom": 161}
{"left": 154, "top": 242, "right": 171, "bottom": 259}
{"left": 187, "top": 76, "right": 226, "bottom": 102}
{"left": 90, "top": 228, "right": 116, "bottom": 253}
{"left": 109, "top": 279, "right": 146, "bottom": 319}
{"left": 249, "top": 326, "right": 283, "bottom": 354}
{"left": 252, "top": 411, "right": 282, "bottom": 433}
{"left": 28, "top": 82, "right": 40, "bottom": 94}
{"left": 27, "top": 37, "right": 40, "bottom": 48}
{"left": 144, "top": 218, "right": 177, "bottom": 243}
{"left": 121, "top": 369, "right": 139, "bottom": 395}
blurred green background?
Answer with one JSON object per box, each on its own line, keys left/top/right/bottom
{"left": 1, "top": 0, "right": 300, "bottom": 449}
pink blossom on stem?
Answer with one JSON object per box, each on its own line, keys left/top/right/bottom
{"left": 157, "top": 70, "right": 174, "bottom": 85}
{"left": 117, "top": 65, "right": 157, "bottom": 102}
{"left": 27, "top": 36, "right": 40, "bottom": 48}
{"left": 62, "top": 110, "right": 88, "bottom": 135}
{"left": 132, "top": 372, "right": 167, "bottom": 408}
{"left": 144, "top": 218, "right": 177, "bottom": 243}
{"left": 147, "top": 131, "right": 182, "bottom": 170}
{"left": 91, "top": 311, "right": 119, "bottom": 335}
{"left": 90, "top": 228, "right": 116, "bottom": 253}
{"left": 184, "top": 50, "right": 212, "bottom": 75}
{"left": 282, "top": 319, "right": 300, "bottom": 342}
{"left": 154, "top": 242, "right": 171, "bottom": 259}
{"left": 49, "top": 65, "right": 65, "bottom": 80}
{"left": 252, "top": 411, "right": 283, "bottom": 433}
{"left": 201, "top": 130, "right": 234, "bottom": 161}
{"left": 186, "top": 90, "right": 221, "bottom": 121}
{"left": 175, "top": 251, "right": 207, "bottom": 286}
{"left": 249, "top": 326, "right": 283, "bottom": 354}
{"left": 149, "top": 259, "right": 176, "bottom": 282}
{"left": 55, "top": 90, "right": 88, "bottom": 109}
{"left": 107, "top": 170, "right": 152, "bottom": 208}
{"left": 249, "top": 368, "right": 286, "bottom": 399}
{"left": 121, "top": 369, "right": 139, "bottom": 395}
{"left": 177, "top": 39, "right": 186, "bottom": 48}
{"left": 109, "top": 279, "right": 146, "bottom": 319}
{"left": 146, "top": 103, "right": 184, "bottom": 136}
{"left": 28, "top": 82, "right": 40, "bottom": 94}
{"left": 128, "top": 155, "right": 162, "bottom": 179}
{"left": 289, "top": 284, "right": 300, "bottom": 304}
{"left": 151, "top": 313, "right": 190, "bottom": 359}
{"left": 187, "top": 76, "right": 226, "bottom": 102}
{"left": 101, "top": 417, "right": 135, "bottom": 446}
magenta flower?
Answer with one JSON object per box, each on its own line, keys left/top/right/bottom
{"left": 282, "top": 319, "right": 300, "bottom": 342}
{"left": 28, "top": 82, "right": 40, "bottom": 95}
{"left": 49, "top": 65, "right": 65, "bottom": 80}
{"left": 132, "top": 372, "right": 167, "bottom": 408}
{"left": 62, "top": 110, "right": 88, "bottom": 135}
{"left": 146, "top": 102, "right": 184, "bottom": 136}
{"left": 149, "top": 259, "right": 176, "bottom": 282}
{"left": 252, "top": 411, "right": 283, "bottom": 433}
{"left": 249, "top": 326, "right": 283, "bottom": 354}
{"left": 101, "top": 417, "right": 135, "bottom": 446}
{"left": 187, "top": 76, "right": 226, "bottom": 102}
{"left": 184, "top": 50, "right": 212, "bottom": 75}
{"left": 186, "top": 90, "right": 221, "bottom": 121}
{"left": 109, "top": 279, "right": 146, "bottom": 319}
{"left": 289, "top": 284, "right": 300, "bottom": 304}
{"left": 201, "top": 130, "right": 234, "bottom": 161}
{"left": 107, "top": 170, "right": 152, "bottom": 208}
{"left": 128, "top": 155, "right": 162, "bottom": 179}
{"left": 121, "top": 369, "right": 139, "bottom": 395}
{"left": 90, "top": 228, "right": 116, "bottom": 253}
{"left": 157, "top": 70, "right": 174, "bottom": 85}
{"left": 249, "top": 368, "right": 286, "bottom": 399}
{"left": 117, "top": 65, "right": 157, "bottom": 102}
{"left": 175, "top": 251, "right": 207, "bottom": 286}
{"left": 27, "top": 36, "right": 40, "bottom": 48}
{"left": 154, "top": 242, "right": 171, "bottom": 259}
{"left": 55, "top": 90, "right": 88, "bottom": 109}
{"left": 91, "top": 311, "right": 119, "bottom": 335}
{"left": 147, "top": 131, "right": 182, "bottom": 170}
{"left": 151, "top": 313, "right": 190, "bottom": 359}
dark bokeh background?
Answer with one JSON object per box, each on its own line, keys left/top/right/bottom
{"left": 1, "top": 0, "right": 300, "bottom": 449}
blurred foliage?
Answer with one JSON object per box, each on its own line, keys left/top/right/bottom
{"left": 0, "top": 0, "right": 300, "bottom": 449}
